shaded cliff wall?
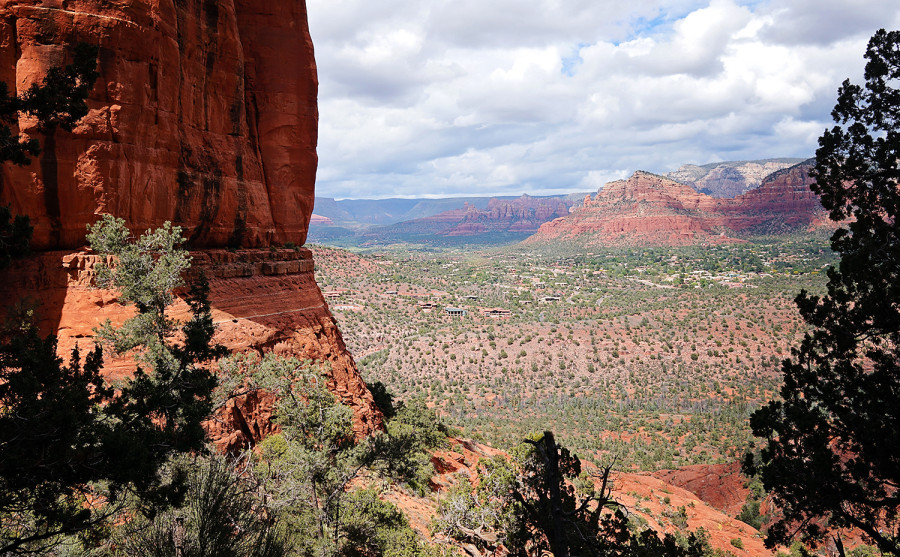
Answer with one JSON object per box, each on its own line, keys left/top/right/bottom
{"left": 0, "top": 0, "right": 316, "bottom": 249}
{"left": 0, "top": 248, "right": 383, "bottom": 450}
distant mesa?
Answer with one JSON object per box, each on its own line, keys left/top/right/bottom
{"left": 309, "top": 214, "right": 334, "bottom": 226}
{"left": 309, "top": 193, "right": 586, "bottom": 245}
{"left": 528, "top": 159, "right": 826, "bottom": 246}
{"left": 310, "top": 158, "right": 820, "bottom": 248}
{"left": 666, "top": 158, "right": 806, "bottom": 198}
{"left": 378, "top": 194, "right": 578, "bottom": 238}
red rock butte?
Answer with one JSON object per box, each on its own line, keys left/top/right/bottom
{"left": 529, "top": 162, "right": 826, "bottom": 246}
{"left": 0, "top": 0, "right": 382, "bottom": 448}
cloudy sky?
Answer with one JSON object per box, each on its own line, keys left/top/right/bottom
{"left": 307, "top": 0, "right": 900, "bottom": 200}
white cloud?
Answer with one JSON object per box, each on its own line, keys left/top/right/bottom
{"left": 307, "top": 0, "right": 900, "bottom": 199}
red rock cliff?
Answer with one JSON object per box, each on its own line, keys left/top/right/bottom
{"left": 0, "top": 1, "right": 383, "bottom": 447}
{"left": 0, "top": 247, "right": 383, "bottom": 450}
{"left": 0, "top": 0, "right": 317, "bottom": 249}
{"left": 529, "top": 163, "right": 827, "bottom": 246}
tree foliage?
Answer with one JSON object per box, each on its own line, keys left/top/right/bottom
{"left": 119, "top": 454, "right": 290, "bottom": 557}
{"left": 747, "top": 28, "right": 900, "bottom": 555}
{"left": 0, "top": 42, "right": 98, "bottom": 165}
{"left": 0, "top": 324, "right": 109, "bottom": 554}
{"left": 0, "top": 216, "right": 223, "bottom": 554}
{"left": 435, "top": 431, "right": 713, "bottom": 557}
{"left": 0, "top": 206, "right": 31, "bottom": 269}
{"left": 216, "top": 354, "right": 445, "bottom": 557}
{"left": 86, "top": 215, "right": 222, "bottom": 508}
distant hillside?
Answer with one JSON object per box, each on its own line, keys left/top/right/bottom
{"left": 528, "top": 159, "right": 827, "bottom": 246}
{"left": 361, "top": 194, "right": 580, "bottom": 243}
{"left": 312, "top": 196, "right": 507, "bottom": 226}
{"left": 666, "top": 158, "right": 806, "bottom": 198}
{"left": 309, "top": 193, "right": 586, "bottom": 246}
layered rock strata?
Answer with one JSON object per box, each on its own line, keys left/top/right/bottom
{"left": 0, "top": 0, "right": 317, "bottom": 250}
{"left": 0, "top": 248, "right": 382, "bottom": 451}
{"left": 530, "top": 162, "right": 826, "bottom": 246}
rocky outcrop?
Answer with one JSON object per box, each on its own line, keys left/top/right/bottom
{"left": 648, "top": 462, "right": 748, "bottom": 517}
{"left": 0, "top": 0, "right": 317, "bottom": 250}
{"left": 611, "top": 471, "right": 771, "bottom": 555}
{"left": 667, "top": 158, "right": 805, "bottom": 198}
{"left": 0, "top": 248, "right": 383, "bottom": 451}
{"left": 0, "top": 1, "right": 383, "bottom": 451}
{"left": 719, "top": 162, "right": 824, "bottom": 234}
{"left": 529, "top": 162, "right": 827, "bottom": 246}
{"left": 381, "top": 439, "right": 773, "bottom": 556}
{"left": 370, "top": 194, "right": 577, "bottom": 240}
{"left": 529, "top": 171, "right": 730, "bottom": 246}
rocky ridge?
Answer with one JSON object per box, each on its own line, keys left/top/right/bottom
{"left": 529, "top": 161, "right": 825, "bottom": 246}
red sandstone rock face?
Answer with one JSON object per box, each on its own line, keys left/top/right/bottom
{"left": 0, "top": 0, "right": 317, "bottom": 250}
{"left": 0, "top": 248, "right": 383, "bottom": 452}
{"left": 667, "top": 160, "right": 803, "bottom": 198}
{"left": 648, "top": 462, "right": 748, "bottom": 517}
{"left": 612, "top": 471, "right": 772, "bottom": 556}
{"left": 529, "top": 163, "right": 827, "bottom": 246}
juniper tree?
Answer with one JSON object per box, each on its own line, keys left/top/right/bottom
{"left": 747, "top": 29, "right": 900, "bottom": 556}
{"left": 0, "top": 216, "right": 221, "bottom": 554}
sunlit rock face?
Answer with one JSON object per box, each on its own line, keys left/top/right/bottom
{"left": 529, "top": 162, "right": 825, "bottom": 246}
{"left": 0, "top": 0, "right": 317, "bottom": 250}
{"left": 0, "top": 1, "right": 384, "bottom": 447}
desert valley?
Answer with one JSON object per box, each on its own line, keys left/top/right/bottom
{"left": 0, "top": 1, "right": 897, "bottom": 557}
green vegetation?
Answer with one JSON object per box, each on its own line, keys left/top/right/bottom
{"left": 0, "top": 218, "right": 220, "bottom": 554}
{"left": 435, "top": 431, "right": 724, "bottom": 556}
{"left": 315, "top": 237, "right": 832, "bottom": 471}
{"left": 747, "top": 29, "right": 900, "bottom": 556}
{"left": 735, "top": 475, "right": 766, "bottom": 531}
{"left": 213, "top": 354, "right": 445, "bottom": 557}
{"left": 116, "top": 454, "right": 290, "bottom": 557}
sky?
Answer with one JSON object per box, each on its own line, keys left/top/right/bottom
{"left": 307, "top": 0, "right": 900, "bottom": 200}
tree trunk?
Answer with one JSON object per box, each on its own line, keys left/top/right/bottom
{"left": 542, "top": 432, "right": 570, "bottom": 557}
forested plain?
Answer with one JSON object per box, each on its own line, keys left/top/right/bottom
{"left": 313, "top": 233, "right": 834, "bottom": 472}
